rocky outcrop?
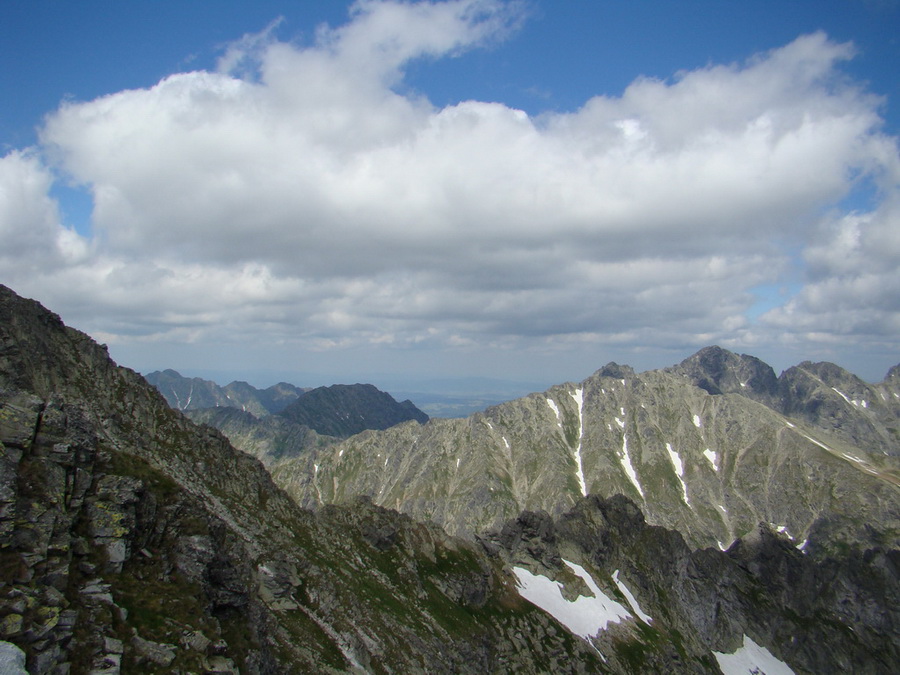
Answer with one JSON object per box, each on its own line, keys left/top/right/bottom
{"left": 0, "top": 284, "right": 618, "bottom": 674}
{"left": 486, "top": 494, "right": 899, "bottom": 673}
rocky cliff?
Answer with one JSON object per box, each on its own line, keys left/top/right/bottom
{"left": 0, "top": 285, "right": 606, "bottom": 673}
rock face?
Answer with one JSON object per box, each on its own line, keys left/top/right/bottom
{"left": 486, "top": 494, "right": 900, "bottom": 673}
{"left": 278, "top": 383, "right": 429, "bottom": 438}
{"left": 0, "top": 285, "right": 607, "bottom": 674}
{"left": 274, "top": 347, "right": 900, "bottom": 551}
{"left": 144, "top": 369, "right": 307, "bottom": 415}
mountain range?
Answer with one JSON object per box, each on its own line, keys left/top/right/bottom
{"left": 1, "top": 284, "right": 898, "bottom": 673}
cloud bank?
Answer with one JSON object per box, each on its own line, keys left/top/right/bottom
{"left": 2, "top": 0, "right": 898, "bottom": 381}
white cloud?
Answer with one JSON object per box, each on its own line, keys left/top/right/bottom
{"left": 1, "top": 1, "right": 898, "bottom": 381}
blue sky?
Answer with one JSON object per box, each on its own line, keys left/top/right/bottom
{"left": 1, "top": 0, "right": 899, "bottom": 392}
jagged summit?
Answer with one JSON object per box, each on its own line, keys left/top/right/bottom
{"left": 668, "top": 345, "right": 780, "bottom": 406}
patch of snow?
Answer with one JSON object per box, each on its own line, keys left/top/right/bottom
{"left": 796, "top": 539, "right": 808, "bottom": 552}
{"left": 619, "top": 435, "right": 644, "bottom": 498}
{"left": 665, "top": 443, "right": 690, "bottom": 505}
{"left": 614, "top": 417, "right": 625, "bottom": 429}
{"left": 620, "top": 406, "right": 626, "bottom": 416}
{"left": 718, "top": 504, "right": 728, "bottom": 514}
{"left": 502, "top": 436, "right": 510, "bottom": 449}
{"left": 313, "top": 463, "right": 318, "bottom": 474}
{"left": 693, "top": 414, "right": 702, "bottom": 428}
{"left": 712, "top": 634, "right": 795, "bottom": 675}
{"left": 801, "top": 433, "right": 833, "bottom": 453}
{"left": 338, "top": 448, "right": 344, "bottom": 458}
{"left": 785, "top": 421, "right": 795, "bottom": 428}
{"left": 703, "top": 449, "right": 718, "bottom": 471}
{"left": 512, "top": 561, "right": 631, "bottom": 641}
{"left": 547, "top": 398, "right": 562, "bottom": 427}
{"left": 832, "top": 387, "right": 851, "bottom": 403}
{"left": 485, "top": 421, "right": 493, "bottom": 430}
{"left": 739, "top": 381, "right": 747, "bottom": 388}
{"left": 570, "top": 388, "right": 587, "bottom": 497}
{"left": 456, "top": 457, "right": 460, "bottom": 469}
{"left": 612, "top": 570, "right": 652, "bottom": 623}
{"left": 717, "top": 541, "right": 726, "bottom": 551}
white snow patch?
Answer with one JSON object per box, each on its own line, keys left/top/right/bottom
{"left": 665, "top": 443, "right": 690, "bottom": 505}
{"left": 513, "top": 561, "right": 632, "bottom": 641}
{"left": 703, "top": 449, "right": 718, "bottom": 471}
{"left": 620, "top": 406, "right": 626, "bottom": 416}
{"left": 485, "top": 421, "right": 493, "bottom": 430}
{"left": 831, "top": 387, "right": 851, "bottom": 403}
{"left": 785, "top": 421, "right": 795, "bottom": 428}
{"left": 712, "top": 634, "right": 795, "bottom": 675}
{"left": 619, "top": 436, "right": 644, "bottom": 498}
{"left": 612, "top": 570, "right": 652, "bottom": 623}
{"left": 570, "top": 388, "right": 588, "bottom": 497}
{"left": 718, "top": 504, "right": 728, "bottom": 514}
{"left": 717, "top": 541, "right": 726, "bottom": 551}
{"left": 456, "top": 457, "right": 460, "bottom": 469}
{"left": 796, "top": 539, "right": 808, "bottom": 552}
{"left": 693, "top": 414, "right": 702, "bottom": 428}
{"left": 614, "top": 417, "right": 625, "bottom": 429}
{"left": 502, "top": 436, "right": 510, "bottom": 449}
{"left": 547, "top": 398, "right": 562, "bottom": 427}
{"left": 338, "top": 448, "right": 344, "bottom": 458}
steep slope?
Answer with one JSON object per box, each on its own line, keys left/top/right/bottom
{"left": 0, "top": 285, "right": 610, "bottom": 673}
{"left": 144, "top": 369, "right": 306, "bottom": 415}
{"left": 274, "top": 355, "right": 900, "bottom": 551}
{"left": 487, "top": 494, "right": 899, "bottom": 673}
{"left": 278, "top": 383, "right": 429, "bottom": 437}
{"left": 185, "top": 406, "right": 336, "bottom": 467}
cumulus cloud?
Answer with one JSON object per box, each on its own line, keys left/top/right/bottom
{"left": 1, "top": 0, "right": 898, "bottom": 380}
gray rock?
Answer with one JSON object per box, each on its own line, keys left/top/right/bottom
{"left": 0, "top": 641, "right": 27, "bottom": 675}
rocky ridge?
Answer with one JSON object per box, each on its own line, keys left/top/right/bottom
{"left": 0, "top": 285, "right": 611, "bottom": 673}
{"left": 273, "top": 347, "right": 900, "bottom": 552}
{"left": 143, "top": 369, "right": 307, "bottom": 417}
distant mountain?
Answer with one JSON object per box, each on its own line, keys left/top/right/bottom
{"left": 143, "top": 368, "right": 307, "bottom": 415}
{"left": 277, "top": 383, "right": 429, "bottom": 438}
{"left": 2, "top": 285, "right": 898, "bottom": 673}
{"left": 273, "top": 346, "right": 900, "bottom": 553}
